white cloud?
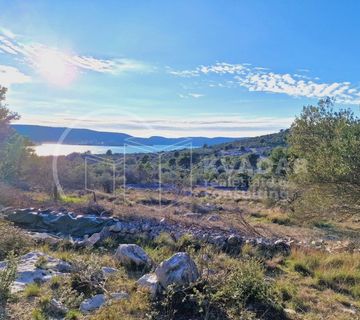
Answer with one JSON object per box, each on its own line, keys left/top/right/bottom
{"left": 170, "top": 62, "right": 360, "bottom": 104}
{"left": 178, "top": 92, "right": 205, "bottom": 99}
{"left": 0, "top": 65, "right": 31, "bottom": 86}
{"left": 0, "top": 28, "right": 149, "bottom": 82}
{"left": 0, "top": 27, "right": 16, "bottom": 39}
{"left": 188, "top": 93, "right": 204, "bottom": 98}
{"left": 169, "top": 69, "right": 200, "bottom": 77}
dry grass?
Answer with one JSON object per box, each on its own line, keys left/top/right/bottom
{"left": 1, "top": 185, "right": 360, "bottom": 319}
{"left": 280, "top": 248, "right": 360, "bottom": 317}
{"left": 90, "top": 291, "right": 151, "bottom": 320}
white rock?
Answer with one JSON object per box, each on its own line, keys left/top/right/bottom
{"left": 115, "top": 244, "right": 152, "bottom": 269}
{"left": 80, "top": 294, "right": 106, "bottom": 313}
{"left": 136, "top": 273, "right": 160, "bottom": 298}
{"left": 155, "top": 252, "right": 199, "bottom": 288}
{"left": 49, "top": 298, "right": 68, "bottom": 315}
{"left": 102, "top": 266, "right": 118, "bottom": 277}
{"left": 0, "top": 251, "right": 71, "bottom": 293}
{"left": 84, "top": 232, "right": 101, "bottom": 247}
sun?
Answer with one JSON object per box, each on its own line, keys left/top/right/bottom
{"left": 33, "top": 47, "right": 77, "bottom": 86}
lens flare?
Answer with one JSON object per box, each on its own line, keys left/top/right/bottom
{"left": 33, "top": 47, "right": 77, "bottom": 86}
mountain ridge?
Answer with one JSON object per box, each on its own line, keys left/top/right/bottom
{"left": 12, "top": 124, "right": 238, "bottom": 146}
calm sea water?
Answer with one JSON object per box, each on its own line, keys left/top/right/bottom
{"left": 33, "top": 143, "right": 191, "bottom": 156}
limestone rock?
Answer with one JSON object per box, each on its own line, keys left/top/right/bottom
{"left": 84, "top": 232, "right": 101, "bottom": 247}
{"left": 0, "top": 251, "right": 71, "bottom": 292}
{"left": 80, "top": 294, "right": 106, "bottom": 313}
{"left": 115, "top": 244, "right": 152, "bottom": 270}
{"left": 136, "top": 273, "right": 160, "bottom": 298}
{"left": 102, "top": 266, "right": 118, "bottom": 277}
{"left": 155, "top": 252, "right": 199, "bottom": 288}
{"left": 49, "top": 298, "right": 69, "bottom": 316}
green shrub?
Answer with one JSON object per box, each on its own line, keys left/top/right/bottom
{"left": 241, "top": 243, "right": 260, "bottom": 258}
{"left": 101, "top": 236, "right": 118, "bottom": 250}
{"left": 57, "top": 281, "right": 84, "bottom": 310}
{"left": 70, "top": 255, "right": 105, "bottom": 297}
{"left": 0, "top": 220, "right": 33, "bottom": 260}
{"left": 154, "top": 232, "right": 176, "bottom": 249}
{"left": 65, "top": 309, "right": 82, "bottom": 320}
{"left": 0, "top": 252, "right": 17, "bottom": 304}
{"left": 49, "top": 275, "right": 61, "bottom": 290}
{"left": 31, "top": 308, "right": 46, "bottom": 320}
{"left": 35, "top": 255, "right": 48, "bottom": 269}
{"left": 176, "top": 233, "right": 201, "bottom": 251}
{"left": 215, "top": 258, "right": 284, "bottom": 319}
{"left": 24, "top": 283, "right": 41, "bottom": 298}
{"left": 156, "top": 281, "right": 223, "bottom": 320}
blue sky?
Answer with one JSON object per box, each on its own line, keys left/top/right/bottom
{"left": 1, "top": 0, "right": 360, "bottom": 137}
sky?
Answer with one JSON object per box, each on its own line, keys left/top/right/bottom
{"left": 1, "top": 0, "right": 360, "bottom": 138}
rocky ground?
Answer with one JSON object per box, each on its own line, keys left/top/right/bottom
{"left": 0, "top": 188, "right": 359, "bottom": 319}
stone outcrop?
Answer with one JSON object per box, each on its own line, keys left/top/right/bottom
{"left": 136, "top": 273, "right": 160, "bottom": 298}
{"left": 80, "top": 294, "right": 106, "bottom": 313}
{"left": 4, "top": 208, "right": 297, "bottom": 255}
{"left": 48, "top": 299, "right": 69, "bottom": 316}
{"left": 115, "top": 244, "right": 152, "bottom": 270}
{"left": 80, "top": 292, "right": 129, "bottom": 313}
{"left": 5, "top": 208, "right": 115, "bottom": 237}
{"left": 137, "top": 252, "right": 199, "bottom": 298}
{"left": 155, "top": 252, "right": 199, "bottom": 288}
{"left": 0, "top": 251, "right": 71, "bottom": 292}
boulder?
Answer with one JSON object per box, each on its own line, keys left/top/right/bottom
{"left": 136, "top": 273, "right": 160, "bottom": 298}
{"left": 155, "top": 252, "right": 199, "bottom": 288}
{"left": 48, "top": 299, "right": 68, "bottom": 316}
{"left": 0, "top": 251, "right": 71, "bottom": 292}
{"left": 115, "top": 244, "right": 152, "bottom": 270}
{"left": 80, "top": 294, "right": 106, "bottom": 313}
{"left": 84, "top": 232, "right": 101, "bottom": 247}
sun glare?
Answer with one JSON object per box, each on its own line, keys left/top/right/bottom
{"left": 33, "top": 47, "right": 77, "bottom": 86}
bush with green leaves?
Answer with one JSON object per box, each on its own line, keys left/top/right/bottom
{"left": 0, "top": 220, "right": 33, "bottom": 260}
{"left": 0, "top": 252, "right": 17, "bottom": 304}
{"left": 70, "top": 254, "right": 105, "bottom": 297}
{"left": 215, "top": 258, "right": 284, "bottom": 319}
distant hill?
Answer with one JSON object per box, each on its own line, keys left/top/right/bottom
{"left": 211, "top": 129, "right": 289, "bottom": 151}
{"left": 12, "top": 124, "right": 237, "bottom": 147}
